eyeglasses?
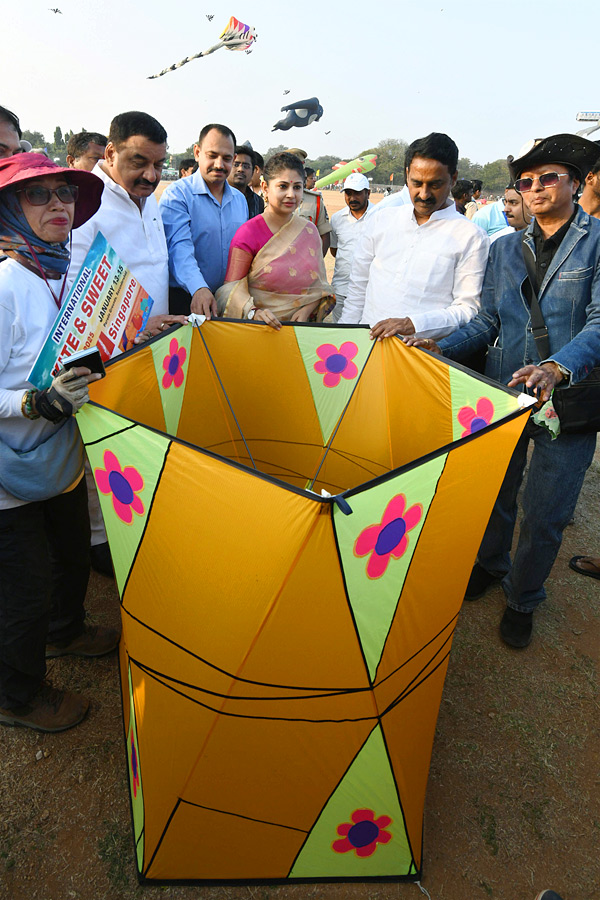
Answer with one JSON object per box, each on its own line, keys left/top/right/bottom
{"left": 514, "top": 172, "right": 569, "bottom": 193}
{"left": 16, "top": 184, "right": 79, "bottom": 206}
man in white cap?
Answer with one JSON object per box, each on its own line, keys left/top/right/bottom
{"left": 329, "top": 173, "right": 375, "bottom": 322}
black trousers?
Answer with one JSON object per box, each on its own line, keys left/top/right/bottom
{"left": 0, "top": 478, "right": 91, "bottom": 708}
{"left": 169, "top": 286, "right": 193, "bottom": 316}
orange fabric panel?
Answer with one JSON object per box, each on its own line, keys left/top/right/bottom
{"left": 181, "top": 715, "right": 375, "bottom": 835}
{"left": 321, "top": 343, "right": 393, "bottom": 488}
{"left": 145, "top": 799, "right": 306, "bottom": 880}
{"left": 176, "top": 327, "right": 244, "bottom": 460}
{"left": 122, "top": 441, "right": 329, "bottom": 681}
{"left": 382, "top": 340, "right": 454, "bottom": 467}
{"left": 198, "top": 322, "right": 324, "bottom": 477}
{"left": 379, "top": 661, "right": 450, "bottom": 869}
{"left": 89, "top": 346, "right": 165, "bottom": 431}
{"left": 127, "top": 659, "right": 232, "bottom": 871}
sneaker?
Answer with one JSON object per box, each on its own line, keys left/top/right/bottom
{"left": 46, "top": 624, "right": 120, "bottom": 659}
{"left": 464, "top": 563, "right": 501, "bottom": 601}
{"left": 534, "top": 892, "right": 564, "bottom": 900}
{"left": 90, "top": 541, "right": 114, "bottom": 578}
{"left": 0, "top": 681, "right": 89, "bottom": 733}
{"left": 500, "top": 606, "right": 533, "bottom": 648}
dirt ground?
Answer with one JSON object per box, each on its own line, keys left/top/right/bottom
{"left": 1, "top": 190, "right": 599, "bottom": 900}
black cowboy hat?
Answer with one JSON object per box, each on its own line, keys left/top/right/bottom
{"left": 507, "top": 133, "right": 600, "bottom": 183}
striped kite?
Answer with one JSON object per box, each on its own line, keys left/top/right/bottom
{"left": 148, "top": 16, "right": 256, "bottom": 79}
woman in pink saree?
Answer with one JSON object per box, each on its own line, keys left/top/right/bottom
{"left": 216, "top": 152, "right": 334, "bottom": 329}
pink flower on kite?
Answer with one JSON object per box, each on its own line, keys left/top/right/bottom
{"left": 94, "top": 450, "right": 144, "bottom": 525}
{"left": 354, "top": 493, "right": 423, "bottom": 579}
{"left": 457, "top": 397, "right": 494, "bottom": 437}
{"left": 162, "top": 337, "right": 187, "bottom": 389}
{"left": 130, "top": 728, "right": 140, "bottom": 798}
{"left": 314, "top": 341, "right": 359, "bottom": 388}
{"left": 332, "top": 808, "right": 393, "bottom": 858}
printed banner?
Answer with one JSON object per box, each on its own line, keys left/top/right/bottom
{"left": 28, "top": 232, "right": 153, "bottom": 389}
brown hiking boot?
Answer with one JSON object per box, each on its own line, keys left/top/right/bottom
{"left": 0, "top": 681, "right": 89, "bottom": 733}
{"left": 46, "top": 624, "right": 120, "bottom": 659}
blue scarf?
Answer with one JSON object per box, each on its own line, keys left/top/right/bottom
{"left": 0, "top": 189, "right": 71, "bottom": 274}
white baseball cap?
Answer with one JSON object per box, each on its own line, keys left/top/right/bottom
{"left": 343, "top": 173, "right": 369, "bottom": 192}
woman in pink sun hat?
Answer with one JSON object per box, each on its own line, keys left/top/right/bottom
{"left": 0, "top": 153, "right": 119, "bottom": 735}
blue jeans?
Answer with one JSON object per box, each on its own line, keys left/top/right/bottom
{"left": 477, "top": 419, "right": 596, "bottom": 613}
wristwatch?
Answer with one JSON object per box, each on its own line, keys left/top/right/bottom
{"left": 247, "top": 308, "right": 257, "bottom": 320}
{"left": 553, "top": 362, "right": 571, "bottom": 384}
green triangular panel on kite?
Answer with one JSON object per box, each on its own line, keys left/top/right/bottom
{"left": 449, "top": 364, "right": 521, "bottom": 442}
{"left": 334, "top": 454, "right": 447, "bottom": 681}
{"left": 294, "top": 326, "right": 373, "bottom": 443}
{"left": 150, "top": 325, "right": 193, "bottom": 436}
{"left": 289, "top": 725, "right": 413, "bottom": 877}
{"left": 78, "top": 405, "right": 171, "bottom": 593}
{"left": 126, "top": 663, "right": 145, "bottom": 872}
{"left": 76, "top": 402, "right": 136, "bottom": 444}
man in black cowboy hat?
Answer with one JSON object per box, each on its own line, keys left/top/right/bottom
{"left": 407, "top": 133, "right": 600, "bottom": 648}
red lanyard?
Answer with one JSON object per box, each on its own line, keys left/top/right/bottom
{"left": 22, "top": 232, "right": 71, "bottom": 309}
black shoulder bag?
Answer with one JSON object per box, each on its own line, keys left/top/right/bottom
{"left": 521, "top": 234, "right": 600, "bottom": 433}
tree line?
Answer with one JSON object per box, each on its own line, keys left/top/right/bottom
{"left": 265, "top": 139, "right": 510, "bottom": 196}
{"left": 22, "top": 126, "right": 510, "bottom": 196}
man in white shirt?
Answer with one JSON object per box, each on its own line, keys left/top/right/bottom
{"left": 67, "top": 111, "right": 187, "bottom": 576}
{"left": 339, "top": 133, "right": 490, "bottom": 342}
{"left": 329, "top": 173, "right": 375, "bottom": 322}
{"left": 68, "top": 111, "right": 186, "bottom": 335}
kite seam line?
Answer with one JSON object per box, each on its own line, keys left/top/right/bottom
{"left": 194, "top": 322, "right": 258, "bottom": 470}
{"left": 126, "top": 662, "right": 437, "bottom": 724}
{"left": 120, "top": 605, "right": 459, "bottom": 693}
{"left": 177, "top": 798, "right": 309, "bottom": 834}
{"left": 377, "top": 717, "right": 419, "bottom": 876}
{"left": 143, "top": 798, "right": 181, "bottom": 878}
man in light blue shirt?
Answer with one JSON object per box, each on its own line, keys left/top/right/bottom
{"left": 159, "top": 123, "right": 248, "bottom": 317}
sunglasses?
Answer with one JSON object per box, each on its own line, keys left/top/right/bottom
{"left": 514, "top": 172, "right": 569, "bottom": 193}
{"left": 16, "top": 184, "right": 79, "bottom": 206}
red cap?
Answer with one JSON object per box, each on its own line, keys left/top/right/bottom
{"left": 0, "top": 152, "right": 103, "bottom": 228}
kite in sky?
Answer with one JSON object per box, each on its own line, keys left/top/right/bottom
{"left": 148, "top": 16, "right": 256, "bottom": 79}
{"left": 272, "top": 97, "right": 323, "bottom": 132}
{"left": 315, "top": 155, "right": 378, "bottom": 189}
{"left": 79, "top": 320, "right": 532, "bottom": 882}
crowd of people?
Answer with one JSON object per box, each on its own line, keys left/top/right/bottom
{"left": 1, "top": 101, "right": 599, "bottom": 736}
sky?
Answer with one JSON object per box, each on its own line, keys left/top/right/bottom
{"left": 4, "top": 0, "right": 599, "bottom": 166}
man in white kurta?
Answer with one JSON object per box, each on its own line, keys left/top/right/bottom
{"left": 339, "top": 132, "right": 489, "bottom": 341}
{"left": 66, "top": 111, "right": 187, "bottom": 575}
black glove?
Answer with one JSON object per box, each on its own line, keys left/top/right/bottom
{"left": 35, "top": 369, "right": 91, "bottom": 423}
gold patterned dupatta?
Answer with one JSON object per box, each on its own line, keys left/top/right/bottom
{"left": 216, "top": 216, "right": 334, "bottom": 320}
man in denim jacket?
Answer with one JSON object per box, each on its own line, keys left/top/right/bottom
{"left": 410, "top": 134, "right": 600, "bottom": 648}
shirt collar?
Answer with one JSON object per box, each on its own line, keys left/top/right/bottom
{"left": 532, "top": 206, "right": 577, "bottom": 248}
{"left": 410, "top": 198, "right": 458, "bottom": 225}
{"left": 94, "top": 161, "right": 147, "bottom": 211}
{"left": 191, "top": 171, "right": 234, "bottom": 205}
{"left": 342, "top": 200, "right": 374, "bottom": 220}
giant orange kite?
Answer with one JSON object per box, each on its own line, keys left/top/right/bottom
{"left": 77, "top": 321, "right": 531, "bottom": 883}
